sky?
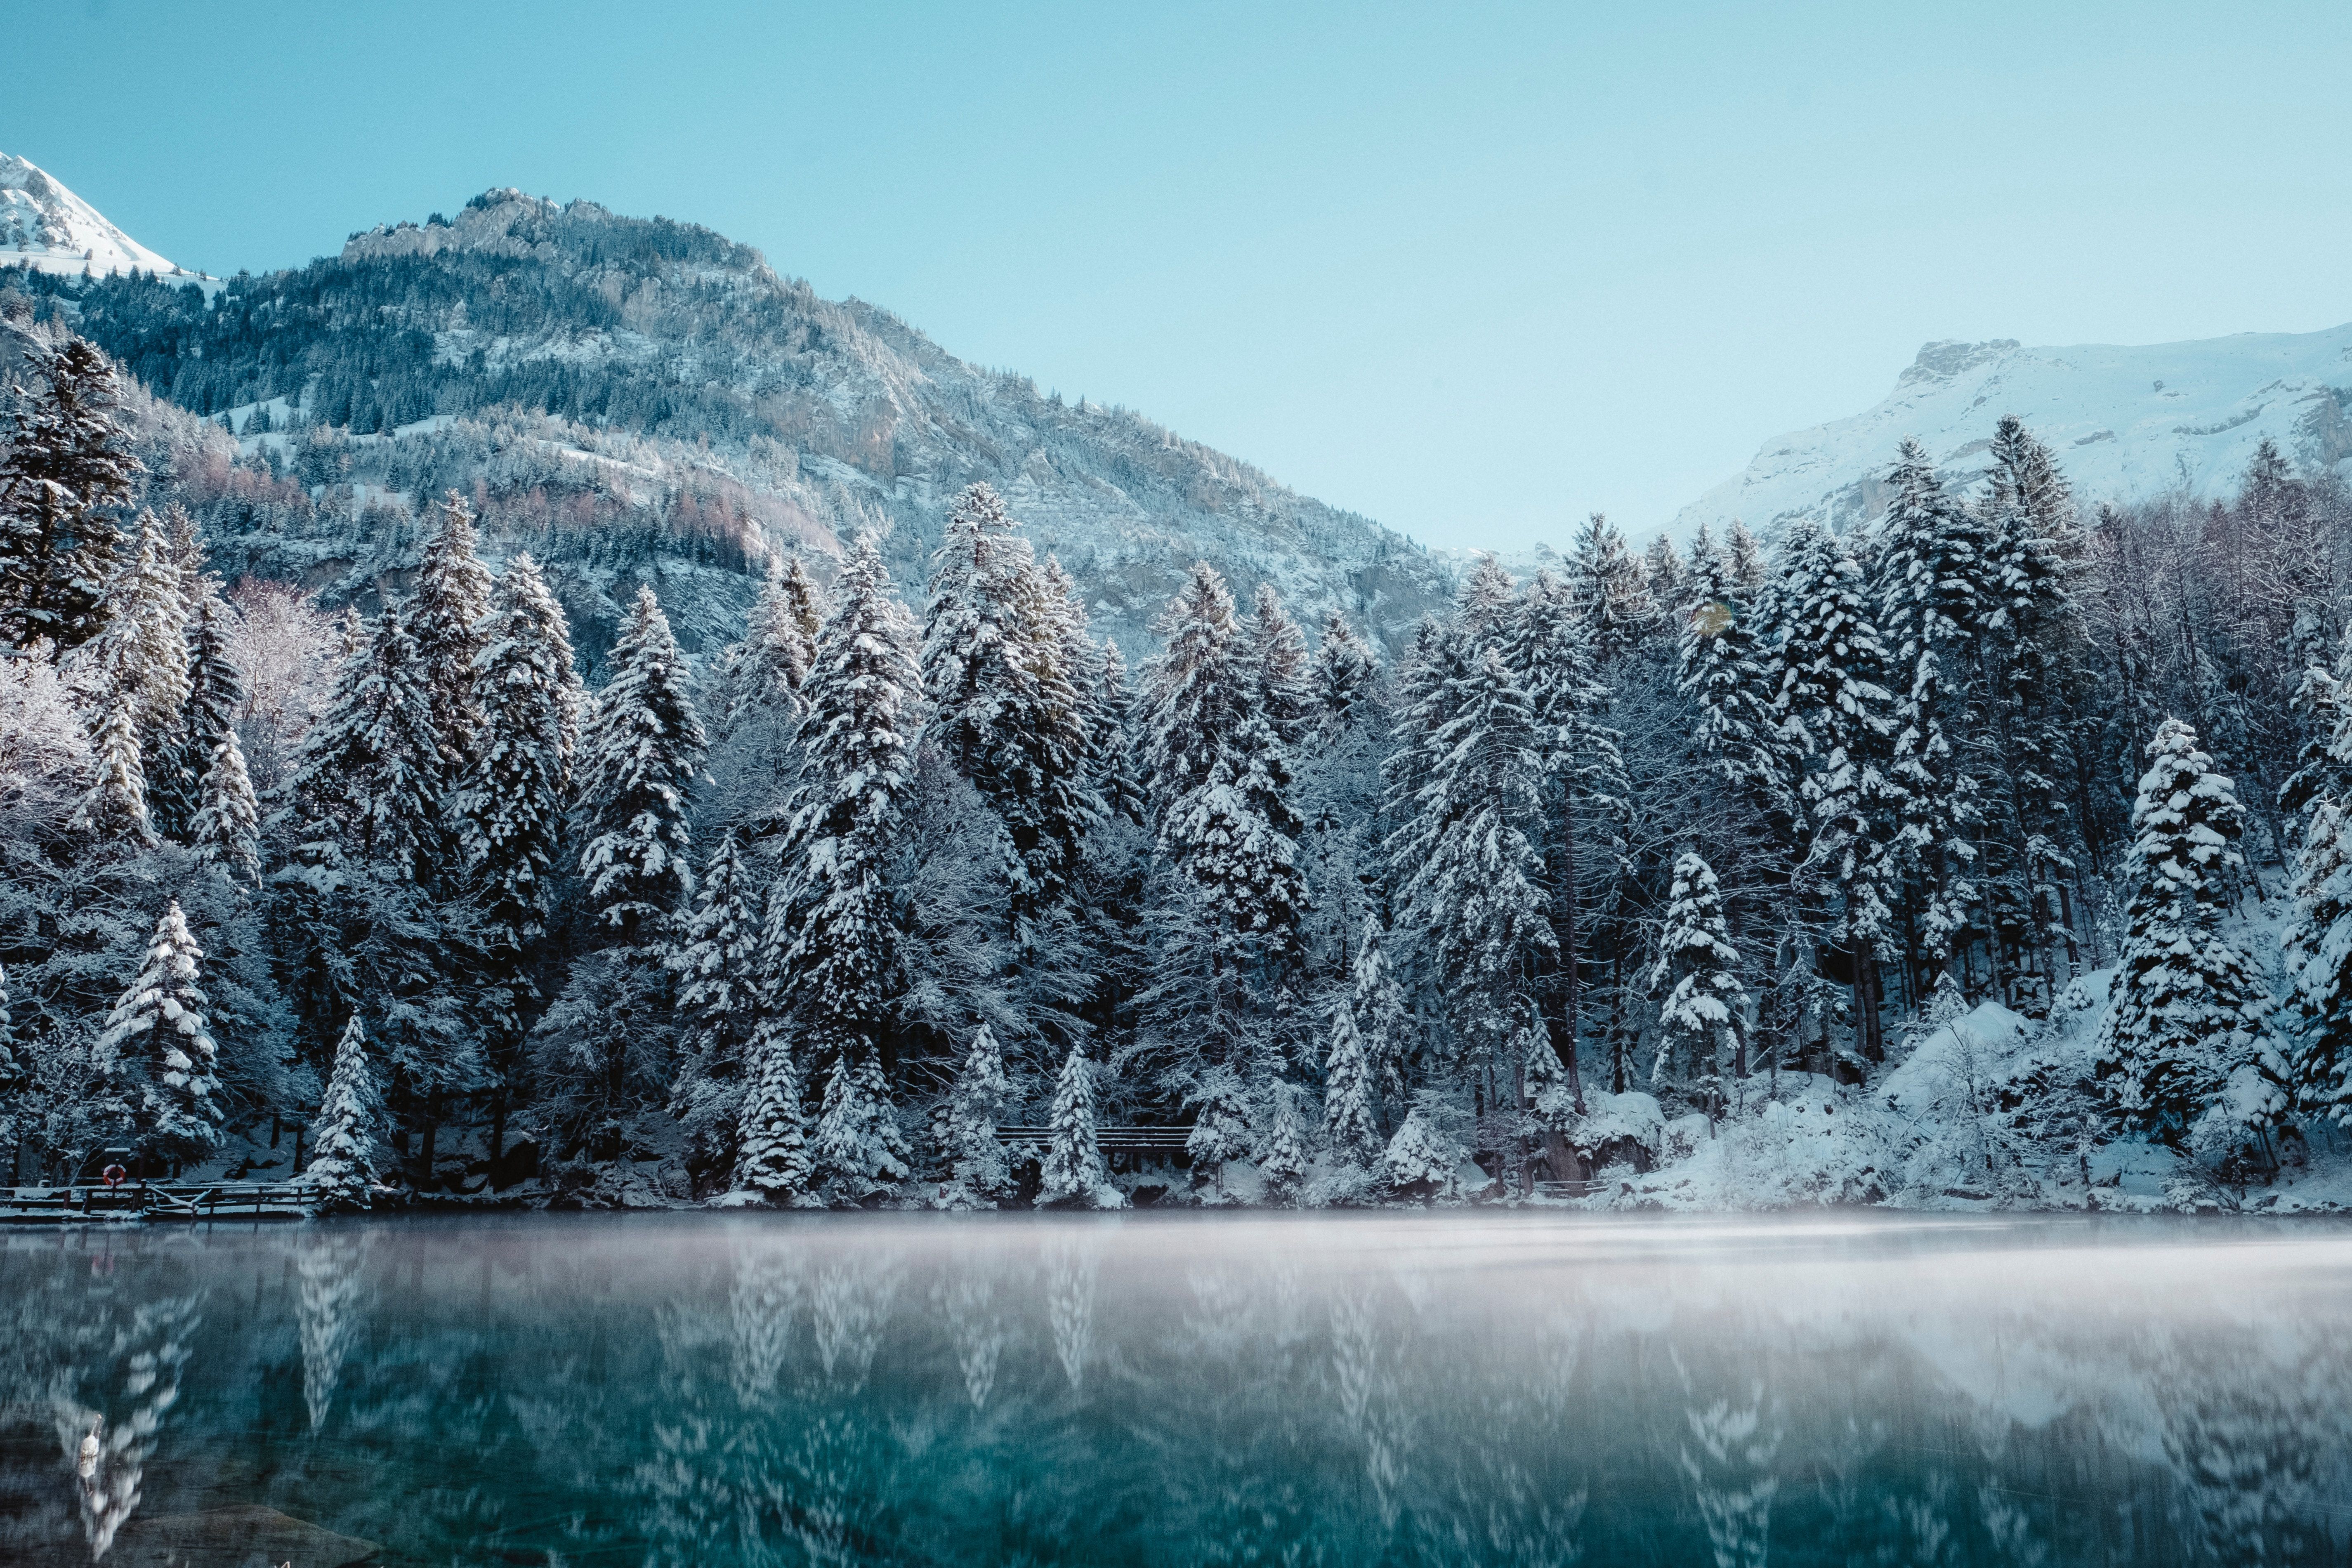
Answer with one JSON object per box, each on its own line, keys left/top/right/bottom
{"left": 12, "top": 0, "right": 2352, "bottom": 551}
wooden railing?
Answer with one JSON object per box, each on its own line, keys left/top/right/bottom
{"left": 0, "top": 1181, "right": 314, "bottom": 1223}
{"left": 995, "top": 1126, "right": 1193, "bottom": 1154}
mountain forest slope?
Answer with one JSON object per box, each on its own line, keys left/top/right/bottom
{"left": 3, "top": 183, "right": 1450, "bottom": 670}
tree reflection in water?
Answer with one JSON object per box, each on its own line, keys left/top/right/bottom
{"left": 0, "top": 1217, "right": 2348, "bottom": 1566}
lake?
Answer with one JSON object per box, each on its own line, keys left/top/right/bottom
{"left": 2, "top": 1214, "right": 2348, "bottom": 1566}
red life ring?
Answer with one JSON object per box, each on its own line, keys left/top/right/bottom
{"left": 101, "top": 1165, "right": 127, "bottom": 1189}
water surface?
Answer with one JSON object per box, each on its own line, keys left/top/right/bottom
{"left": 3, "top": 1214, "right": 2349, "bottom": 1566}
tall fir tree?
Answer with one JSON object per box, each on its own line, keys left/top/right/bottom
{"left": 669, "top": 828, "right": 763, "bottom": 1166}
{"left": 733, "top": 1023, "right": 813, "bottom": 1202}
{"left": 156, "top": 575, "right": 247, "bottom": 843}
{"left": 71, "top": 696, "right": 156, "bottom": 849}
{"left": 303, "top": 1016, "right": 385, "bottom": 1211}
{"left": 1241, "top": 583, "right": 1314, "bottom": 747}
{"left": 188, "top": 729, "right": 261, "bottom": 880}
{"left": 90, "top": 901, "right": 224, "bottom": 1167}
{"left": 1648, "top": 851, "right": 1749, "bottom": 1092}
{"left": 80, "top": 510, "right": 190, "bottom": 823}
{"left": 1038, "top": 1042, "right": 1120, "bottom": 1207}
{"left": 283, "top": 608, "right": 444, "bottom": 884}
{"left": 406, "top": 493, "right": 497, "bottom": 778}
{"left": 461, "top": 554, "right": 581, "bottom": 980}
{"left": 1568, "top": 512, "right": 1655, "bottom": 667}
{"left": 762, "top": 538, "right": 921, "bottom": 1165}
{"left": 1309, "top": 608, "right": 1381, "bottom": 734}
{"left": 576, "top": 587, "right": 705, "bottom": 943}
{"left": 2096, "top": 720, "right": 2284, "bottom": 1148}
{"left": 1320, "top": 998, "right": 1384, "bottom": 1167}
{"left": 0, "top": 336, "right": 141, "bottom": 651}
{"left": 941, "top": 1023, "right": 1012, "bottom": 1203}
{"left": 1139, "top": 561, "right": 1247, "bottom": 820}
{"left": 1092, "top": 638, "right": 1148, "bottom": 827}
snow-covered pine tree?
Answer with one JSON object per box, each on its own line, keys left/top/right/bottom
{"left": 1766, "top": 517, "right": 1899, "bottom": 1060}
{"left": 1310, "top": 608, "right": 1381, "bottom": 735}
{"left": 1644, "top": 533, "right": 1688, "bottom": 620}
{"left": 733, "top": 1023, "right": 813, "bottom": 1202}
{"left": 810, "top": 1036, "right": 909, "bottom": 1193}
{"left": 1242, "top": 583, "right": 1314, "bottom": 747}
{"left": 942, "top": 1023, "right": 1011, "bottom": 1203}
{"left": 1390, "top": 644, "right": 1552, "bottom": 1054}
{"left": 919, "top": 484, "right": 1099, "bottom": 921}
{"left": 1349, "top": 913, "right": 1411, "bottom": 1122}
{"left": 156, "top": 575, "right": 246, "bottom": 844}
{"left": 461, "top": 553, "right": 580, "bottom": 973}
{"left": 1092, "top": 638, "right": 1148, "bottom": 827}
{"left": 762, "top": 538, "right": 920, "bottom": 1174}
{"left": 1258, "top": 1082, "right": 1308, "bottom": 1204}
{"left": 71, "top": 696, "right": 156, "bottom": 848}
{"left": 2096, "top": 719, "right": 2285, "bottom": 1148}
{"left": 1511, "top": 569, "right": 1628, "bottom": 1106}
{"left": 1378, "top": 1109, "right": 1460, "bottom": 1202}
{"left": 1161, "top": 712, "right": 1312, "bottom": 971}
{"left": 1139, "top": 561, "right": 1247, "bottom": 820}
{"left": 1379, "top": 615, "right": 1470, "bottom": 842}
{"left": 1184, "top": 1064, "right": 1254, "bottom": 1192}
{"left": 78, "top": 510, "right": 190, "bottom": 822}
{"left": 576, "top": 587, "right": 705, "bottom": 943}
{"left": 1038, "top": 1042, "right": 1121, "bottom": 1207}
{"left": 725, "top": 555, "right": 820, "bottom": 734}
{"left": 1872, "top": 438, "right": 1993, "bottom": 970}
{"left": 303, "top": 1016, "right": 384, "bottom": 1211}
{"left": 1647, "top": 851, "right": 1749, "bottom": 1093}
{"left": 1568, "top": 512, "right": 1655, "bottom": 667}
{"left": 669, "top": 828, "right": 762, "bottom": 1166}
{"left": 0, "top": 336, "right": 141, "bottom": 651}
{"left": 1320, "top": 997, "right": 1384, "bottom": 1166}
{"left": 405, "top": 493, "right": 496, "bottom": 776}
{"left": 188, "top": 729, "right": 260, "bottom": 879}
{"left": 90, "top": 901, "right": 224, "bottom": 1167}
{"left": 1679, "top": 535, "right": 1795, "bottom": 821}
{"left": 2288, "top": 796, "right": 2352, "bottom": 1122}
{"left": 283, "top": 608, "right": 444, "bottom": 884}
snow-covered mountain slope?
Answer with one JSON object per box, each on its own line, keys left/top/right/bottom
{"left": 1676, "top": 326, "right": 2352, "bottom": 538}
{"left": 0, "top": 152, "right": 203, "bottom": 282}
{"left": 27, "top": 183, "right": 1453, "bottom": 657}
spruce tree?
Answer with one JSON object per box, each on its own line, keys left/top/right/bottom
{"left": 1568, "top": 512, "right": 1654, "bottom": 667}
{"left": 1680, "top": 538, "right": 1795, "bottom": 820}
{"left": 157, "top": 576, "right": 246, "bottom": 843}
{"left": 71, "top": 696, "right": 156, "bottom": 848}
{"left": 284, "top": 608, "right": 444, "bottom": 884}
{"left": 670, "top": 829, "right": 763, "bottom": 1164}
{"left": 1241, "top": 583, "right": 1314, "bottom": 747}
{"left": 90, "top": 901, "right": 224, "bottom": 1165}
{"left": 304, "top": 1016, "right": 385, "bottom": 1211}
{"left": 1310, "top": 608, "right": 1381, "bottom": 734}
{"left": 1767, "top": 518, "right": 1899, "bottom": 1059}
{"left": 762, "top": 538, "right": 920, "bottom": 1161}
{"left": 1348, "top": 914, "right": 1411, "bottom": 1122}
{"left": 1873, "top": 438, "right": 1994, "bottom": 970}
{"left": 2289, "top": 797, "right": 2352, "bottom": 1123}
{"left": 80, "top": 510, "right": 190, "bottom": 814}
{"left": 2096, "top": 720, "right": 2283, "bottom": 1146}
{"left": 943, "top": 1023, "right": 1012, "bottom": 1203}
{"left": 1038, "top": 1042, "right": 1120, "bottom": 1207}
{"left": 406, "top": 493, "right": 496, "bottom": 776}
{"left": 1139, "top": 561, "right": 1246, "bottom": 818}
{"left": 1184, "top": 1064, "right": 1253, "bottom": 1191}
{"left": 188, "top": 729, "right": 261, "bottom": 879}
{"left": 810, "top": 1037, "right": 909, "bottom": 1192}
{"left": 1647, "top": 851, "right": 1749, "bottom": 1092}
{"left": 1390, "top": 645, "right": 1552, "bottom": 1052}
{"left": 725, "top": 555, "right": 820, "bottom": 732}
{"left": 1320, "top": 1000, "right": 1384, "bottom": 1166}
{"left": 734, "top": 1024, "right": 813, "bottom": 1202}
{"left": 1258, "top": 1084, "right": 1308, "bottom": 1204}
{"left": 576, "top": 587, "right": 705, "bottom": 942}
{"left": 461, "top": 553, "right": 580, "bottom": 969}
{"left": 1093, "top": 638, "right": 1148, "bottom": 827}
{"left": 0, "top": 336, "right": 141, "bottom": 651}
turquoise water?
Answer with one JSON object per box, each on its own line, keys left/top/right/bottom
{"left": 2, "top": 1214, "right": 2349, "bottom": 1566}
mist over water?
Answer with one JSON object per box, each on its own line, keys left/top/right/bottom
{"left": 3, "top": 1215, "right": 2349, "bottom": 1566}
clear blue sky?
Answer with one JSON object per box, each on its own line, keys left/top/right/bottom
{"left": 13, "top": 1, "right": 2352, "bottom": 550}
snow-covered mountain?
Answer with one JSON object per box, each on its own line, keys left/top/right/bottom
{"left": 1676, "top": 326, "right": 2352, "bottom": 538}
{"left": 0, "top": 152, "right": 206, "bottom": 283}
{"left": 13, "top": 174, "right": 1452, "bottom": 659}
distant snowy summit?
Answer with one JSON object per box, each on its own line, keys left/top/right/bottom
{"left": 0, "top": 151, "right": 209, "bottom": 283}
{"left": 1676, "top": 325, "right": 2352, "bottom": 538}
